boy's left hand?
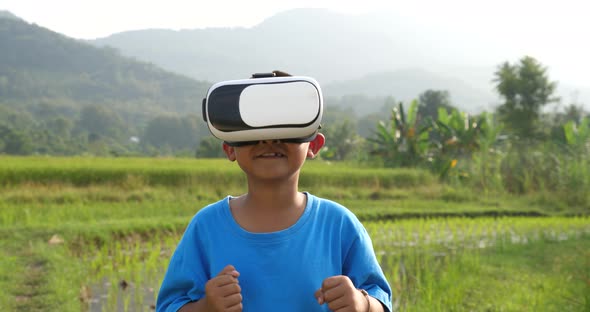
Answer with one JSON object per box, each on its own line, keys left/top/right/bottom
{"left": 314, "top": 275, "right": 368, "bottom": 311}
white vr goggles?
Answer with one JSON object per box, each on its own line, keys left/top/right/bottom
{"left": 202, "top": 74, "right": 323, "bottom": 146}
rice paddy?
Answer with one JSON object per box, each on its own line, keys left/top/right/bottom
{"left": 1, "top": 156, "right": 589, "bottom": 311}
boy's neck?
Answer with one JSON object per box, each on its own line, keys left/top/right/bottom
{"left": 230, "top": 186, "right": 307, "bottom": 233}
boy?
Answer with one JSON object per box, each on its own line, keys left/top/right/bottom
{"left": 156, "top": 72, "right": 392, "bottom": 311}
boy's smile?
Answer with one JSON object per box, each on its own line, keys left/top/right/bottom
{"left": 257, "top": 152, "right": 286, "bottom": 158}
{"left": 255, "top": 145, "right": 288, "bottom": 159}
{"left": 222, "top": 135, "right": 324, "bottom": 183}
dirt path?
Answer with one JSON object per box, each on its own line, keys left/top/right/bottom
{"left": 12, "top": 247, "right": 49, "bottom": 311}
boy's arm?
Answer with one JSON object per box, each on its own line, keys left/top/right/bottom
{"left": 157, "top": 220, "right": 208, "bottom": 312}
{"left": 365, "top": 291, "right": 387, "bottom": 312}
{"left": 342, "top": 226, "right": 393, "bottom": 312}
{"left": 177, "top": 300, "right": 206, "bottom": 312}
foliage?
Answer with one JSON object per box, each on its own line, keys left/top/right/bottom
{"left": 0, "top": 124, "right": 33, "bottom": 155}
{"left": 428, "top": 108, "right": 490, "bottom": 179}
{"left": 0, "top": 17, "right": 211, "bottom": 157}
{"left": 0, "top": 18, "right": 209, "bottom": 107}
{"left": 320, "top": 118, "right": 363, "bottom": 161}
{"left": 368, "top": 101, "right": 498, "bottom": 181}
{"left": 369, "top": 100, "right": 431, "bottom": 167}
{"left": 466, "top": 113, "right": 505, "bottom": 191}
{"left": 494, "top": 56, "right": 559, "bottom": 139}
{"left": 481, "top": 141, "right": 590, "bottom": 206}
{"left": 1, "top": 19, "right": 588, "bottom": 207}
{"left": 142, "top": 113, "right": 205, "bottom": 151}
{"left": 77, "top": 105, "right": 128, "bottom": 139}
{"left": 417, "top": 89, "right": 456, "bottom": 124}
{"left": 195, "top": 136, "right": 225, "bottom": 158}
{"left": 563, "top": 117, "right": 590, "bottom": 153}
{"left": 546, "top": 104, "right": 589, "bottom": 142}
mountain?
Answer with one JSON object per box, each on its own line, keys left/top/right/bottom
{"left": 323, "top": 69, "right": 499, "bottom": 113}
{"left": 0, "top": 13, "right": 216, "bottom": 156}
{"left": 90, "top": 8, "right": 500, "bottom": 84}
{"left": 0, "top": 15, "right": 210, "bottom": 118}
{"left": 0, "top": 10, "right": 21, "bottom": 20}
{"left": 91, "top": 8, "right": 408, "bottom": 84}
{"left": 91, "top": 8, "right": 589, "bottom": 113}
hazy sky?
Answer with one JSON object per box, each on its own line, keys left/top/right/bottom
{"left": 2, "top": 0, "right": 589, "bottom": 87}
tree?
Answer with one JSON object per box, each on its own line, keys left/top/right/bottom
{"left": 356, "top": 97, "right": 397, "bottom": 138}
{"left": 77, "top": 105, "right": 127, "bottom": 139}
{"left": 143, "top": 114, "right": 203, "bottom": 152}
{"left": 0, "top": 124, "right": 33, "bottom": 155}
{"left": 547, "top": 104, "right": 587, "bottom": 143}
{"left": 46, "top": 117, "right": 73, "bottom": 139}
{"left": 562, "top": 104, "right": 587, "bottom": 125}
{"left": 494, "top": 56, "right": 559, "bottom": 139}
{"left": 320, "top": 119, "right": 361, "bottom": 161}
{"left": 196, "top": 136, "right": 225, "bottom": 158}
{"left": 418, "top": 89, "right": 456, "bottom": 125}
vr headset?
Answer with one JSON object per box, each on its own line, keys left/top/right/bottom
{"left": 202, "top": 73, "right": 323, "bottom": 146}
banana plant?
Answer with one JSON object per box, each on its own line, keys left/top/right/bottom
{"left": 563, "top": 117, "right": 590, "bottom": 153}
{"left": 369, "top": 100, "right": 431, "bottom": 167}
{"left": 432, "top": 108, "right": 486, "bottom": 154}
{"left": 428, "top": 108, "right": 491, "bottom": 179}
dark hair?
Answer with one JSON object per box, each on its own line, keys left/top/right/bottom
{"left": 272, "top": 70, "right": 291, "bottom": 77}
{"left": 251, "top": 70, "right": 292, "bottom": 78}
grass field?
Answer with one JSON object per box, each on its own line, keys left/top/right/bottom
{"left": 0, "top": 156, "right": 589, "bottom": 311}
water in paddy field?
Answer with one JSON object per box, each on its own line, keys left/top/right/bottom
{"left": 80, "top": 242, "right": 171, "bottom": 312}
{"left": 81, "top": 219, "right": 590, "bottom": 311}
{"left": 85, "top": 276, "right": 160, "bottom": 312}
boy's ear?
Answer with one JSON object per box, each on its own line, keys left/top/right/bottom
{"left": 307, "top": 133, "right": 325, "bottom": 159}
{"left": 222, "top": 143, "right": 237, "bottom": 161}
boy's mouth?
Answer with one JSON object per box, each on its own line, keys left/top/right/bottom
{"left": 257, "top": 152, "right": 285, "bottom": 158}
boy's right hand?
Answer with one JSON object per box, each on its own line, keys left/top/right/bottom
{"left": 204, "top": 265, "right": 242, "bottom": 311}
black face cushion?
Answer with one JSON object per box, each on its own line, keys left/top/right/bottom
{"left": 223, "top": 132, "right": 318, "bottom": 147}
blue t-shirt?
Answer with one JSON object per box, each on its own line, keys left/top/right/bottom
{"left": 157, "top": 193, "right": 392, "bottom": 311}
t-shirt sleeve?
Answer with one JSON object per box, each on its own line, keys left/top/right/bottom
{"left": 156, "top": 217, "right": 209, "bottom": 312}
{"left": 343, "top": 223, "right": 393, "bottom": 312}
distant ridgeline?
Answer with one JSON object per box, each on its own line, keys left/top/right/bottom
{"left": 0, "top": 16, "right": 209, "bottom": 111}
{"left": 0, "top": 15, "right": 212, "bottom": 156}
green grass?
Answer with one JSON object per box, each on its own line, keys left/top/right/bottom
{"left": 399, "top": 236, "right": 590, "bottom": 311}
{"left": 0, "top": 156, "right": 434, "bottom": 189}
{"left": 3, "top": 214, "right": 588, "bottom": 311}
{"left": 1, "top": 156, "right": 589, "bottom": 311}
{"left": 0, "top": 186, "right": 573, "bottom": 230}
